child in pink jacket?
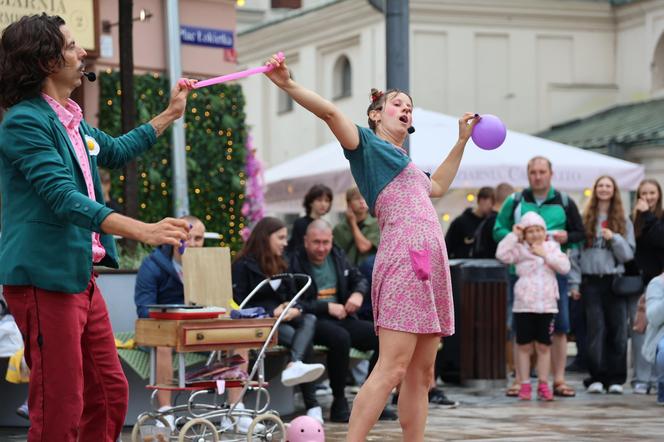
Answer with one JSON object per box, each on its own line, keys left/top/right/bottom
{"left": 496, "top": 211, "right": 571, "bottom": 401}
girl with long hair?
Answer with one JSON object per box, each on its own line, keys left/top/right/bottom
{"left": 574, "top": 175, "right": 635, "bottom": 394}
{"left": 630, "top": 179, "right": 664, "bottom": 394}
{"left": 232, "top": 217, "right": 325, "bottom": 422}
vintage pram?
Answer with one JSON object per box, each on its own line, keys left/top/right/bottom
{"left": 131, "top": 273, "right": 312, "bottom": 442}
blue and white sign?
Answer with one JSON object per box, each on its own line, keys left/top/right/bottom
{"left": 180, "top": 26, "right": 234, "bottom": 49}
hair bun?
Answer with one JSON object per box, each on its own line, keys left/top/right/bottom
{"left": 370, "top": 88, "right": 383, "bottom": 102}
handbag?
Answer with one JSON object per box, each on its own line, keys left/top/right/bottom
{"left": 611, "top": 260, "right": 643, "bottom": 297}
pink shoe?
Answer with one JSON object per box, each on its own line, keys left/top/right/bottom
{"left": 518, "top": 383, "right": 532, "bottom": 401}
{"left": 537, "top": 382, "right": 554, "bottom": 401}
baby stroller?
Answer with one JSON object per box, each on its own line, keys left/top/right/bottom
{"left": 131, "top": 273, "right": 312, "bottom": 442}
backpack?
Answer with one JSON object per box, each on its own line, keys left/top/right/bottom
{"left": 470, "top": 214, "right": 495, "bottom": 258}
{"left": 511, "top": 190, "right": 569, "bottom": 225}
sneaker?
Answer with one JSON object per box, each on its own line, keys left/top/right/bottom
{"left": 518, "top": 383, "right": 532, "bottom": 401}
{"left": 315, "top": 382, "right": 333, "bottom": 397}
{"left": 15, "top": 402, "right": 29, "bottom": 420}
{"left": 156, "top": 406, "right": 175, "bottom": 431}
{"left": 608, "top": 384, "right": 624, "bottom": 395}
{"left": 234, "top": 403, "right": 263, "bottom": 434}
{"left": 281, "top": 361, "right": 326, "bottom": 387}
{"left": 378, "top": 406, "right": 398, "bottom": 421}
{"left": 586, "top": 382, "right": 605, "bottom": 394}
{"left": 329, "top": 397, "right": 350, "bottom": 423}
{"left": 306, "top": 406, "right": 324, "bottom": 425}
{"left": 537, "top": 382, "right": 554, "bottom": 401}
{"left": 633, "top": 383, "right": 649, "bottom": 395}
{"left": 428, "top": 388, "right": 460, "bottom": 408}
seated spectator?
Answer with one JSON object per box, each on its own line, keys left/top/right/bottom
{"left": 643, "top": 270, "right": 664, "bottom": 405}
{"left": 445, "top": 186, "right": 495, "bottom": 259}
{"left": 232, "top": 217, "right": 325, "bottom": 423}
{"left": 286, "top": 184, "right": 333, "bottom": 254}
{"left": 288, "top": 219, "right": 396, "bottom": 423}
{"left": 333, "top": 187, "right": 380, "bottom": 320}
{"left": 135, "top": 216, "right": 252, "bottom": 431}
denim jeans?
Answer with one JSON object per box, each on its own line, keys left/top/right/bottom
{"left": 582, "top": 275, "right": 628, "bottom": 387}
{"left": 628, "top": 295, "right": 657, "bottom": 386}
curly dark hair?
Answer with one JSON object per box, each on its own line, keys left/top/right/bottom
{"left": 0, "top": 14, "right": 66, "bottom": 109}
{"left": 235, "top": 217, "right": 288, "bottom": 277}
{"left": 366, "top": 88, "right": 413, "bottom": 132}
{"left": 302, "top": 184, "right": 333, "bottom": 216}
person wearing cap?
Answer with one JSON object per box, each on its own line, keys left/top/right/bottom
{"left": 496, "top": 212, "right": 571, "bottom": 401}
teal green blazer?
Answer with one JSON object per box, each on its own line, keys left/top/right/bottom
{"left": 0, "top": 96, "right": 157, "bottom": 293}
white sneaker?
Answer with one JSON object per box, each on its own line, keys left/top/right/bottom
{"left": 233, "top": 403, "right": 263, "bottom": 434}
{"left": 155, "top": 406, "right": 175, "bottom": 431}
{"left": 633, "top": 383, "right": 648, "bottom": 395}
{"left": 608, "top": 384, "right": 623, "bottom": 394}
{"left": 587, "top": 382, "right": 605, "bottom": 394}
{"left": 306, "top": 406, "right": 324, "bottom": 425}
{"left": 220, "top": 415, "right": 234, "bottom": 431}
{"left": 281, "top": 361, "right": 325, "bottom": 387}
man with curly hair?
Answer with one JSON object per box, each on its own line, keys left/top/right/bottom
{"left": 0, "top": 14, "right": 195, "bottom": 441}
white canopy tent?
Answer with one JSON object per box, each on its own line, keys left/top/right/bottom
{"left": 265, "top": 108, "right": 645, "bottom": 211}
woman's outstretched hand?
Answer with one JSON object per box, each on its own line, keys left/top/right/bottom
{"left": 264, "top": 53, "right": 291, "bottom": 89}
{"left": 458, "top": 112, "right": 480, "bottom": 143}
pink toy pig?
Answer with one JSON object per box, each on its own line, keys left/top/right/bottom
{"left": 286, "top": 415, "right": 325, "bottom": 442}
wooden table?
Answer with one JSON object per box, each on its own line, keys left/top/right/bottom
{"left": 135, "top": 317, "right": 277, "bottom": 387}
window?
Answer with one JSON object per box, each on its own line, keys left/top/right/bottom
{"left": 652, "top": 32, "right": 664, "bottom": 92}
{"left": 333, "top": 55, "right": 352, "bottom": 100}
{"left": 277, "top": 70, "right": 294, "bottom": 114}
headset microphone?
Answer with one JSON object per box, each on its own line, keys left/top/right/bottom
{"left": 82, "top": 71, "right": 96, "bottom": 82}
{"left": 407, "top": 126, "right": 415, "bottom": 134}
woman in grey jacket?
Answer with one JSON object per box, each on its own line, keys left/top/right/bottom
{"left": 643, "top": 272, "right": 664, "bottom": 405}
{"left": 572, "top": 176, "right": 635, "bottom": 394}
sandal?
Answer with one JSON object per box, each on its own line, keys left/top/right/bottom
{"left": 506, "top": 382, "right": 521, "bottom": 397}
{"left": 553, "top": 382, "right": 576, "bottom": 397}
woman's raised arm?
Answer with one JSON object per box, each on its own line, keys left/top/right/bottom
{"left": 264, "top": 54, "right": 359, "bottom": 150}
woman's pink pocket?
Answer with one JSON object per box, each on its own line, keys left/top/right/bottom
{"left": 409, "top": 248, "right": 431, "bottom": 281}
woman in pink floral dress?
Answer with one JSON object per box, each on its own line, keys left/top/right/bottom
{"left": 265, "top": 54, "right": 478, "bottom": 442}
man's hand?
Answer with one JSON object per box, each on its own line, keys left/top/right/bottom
{"left": 345, "top": 207, "right": 357, "bottom": 225}
{"left": 328, "top": 303, "right": 347, "bottom": 320}
{"left": 552, "top": 230, "right": 568, "bottom": 244}
{"left": 344, "top": 292, "right": 363, "bottom": 314}
{"left": 140, "top": 217, "right": 189, "bottom": 246}
{"left": 167, "top": 78, "right": 197, "bottom": 119}
{"left": 570, "top": 289, "right": 581, "bottom": 301}
{"left": 150, "top": 78, "right": 196, "bottom": 136}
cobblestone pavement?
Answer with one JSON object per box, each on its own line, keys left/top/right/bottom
{"left": 1, "top": 375, "right": 662, "bottom": 441}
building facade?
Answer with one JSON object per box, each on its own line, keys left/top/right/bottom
{"left": 236, "top": 0, "right": 664, "bottom": 182}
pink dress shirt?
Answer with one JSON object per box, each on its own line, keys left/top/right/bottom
{"left": 42, "top": 93, "right": 106, "bottom": 263}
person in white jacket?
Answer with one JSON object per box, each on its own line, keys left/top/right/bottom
{"left": 496, "top": 211, "right": 571, "bottom": 401}
{"left": 643, "top": 271, "right": 664, "bottom": 405}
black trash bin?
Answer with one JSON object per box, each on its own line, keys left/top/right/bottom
{"left": 439, "top": 259, "right": 508, "bottom": 387}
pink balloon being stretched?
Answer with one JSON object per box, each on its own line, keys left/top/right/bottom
{"left": 471, "top": 114, "right": 507, "bottom": 150}
{"left": 194, "top": 52, "right": 285, "bottom": 88}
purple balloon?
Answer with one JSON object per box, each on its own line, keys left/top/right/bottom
{"left": 471, "top": 114, "right": 506, "bottom": 150}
